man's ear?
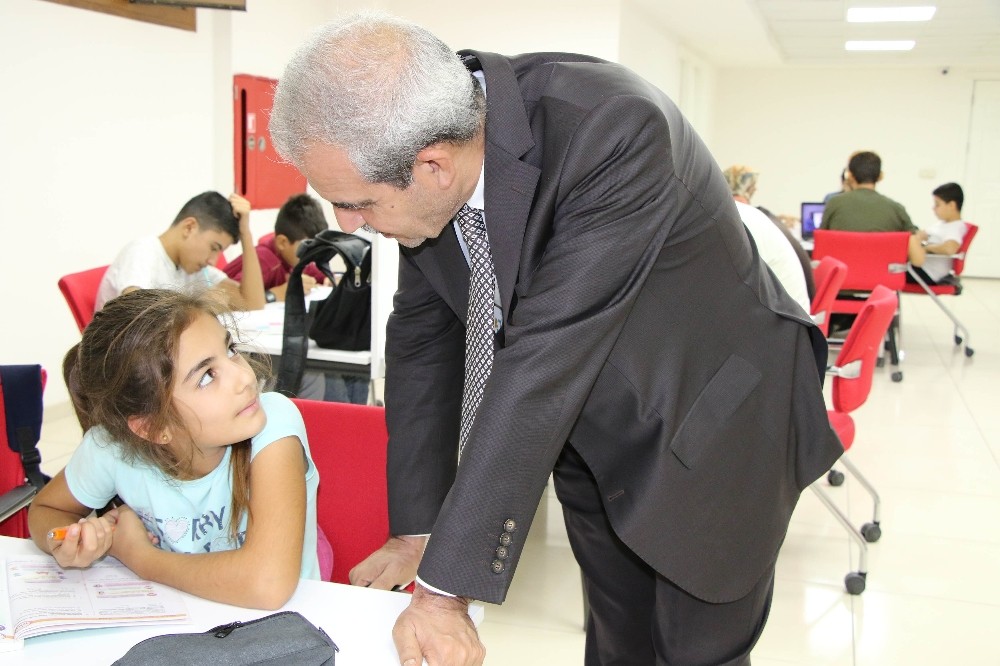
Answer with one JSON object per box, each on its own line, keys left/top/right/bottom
{"left": 178, "top": 217, "right": 200, "bottom": 238}
{"left": 413, "top": 143, "right": 457, "bottom": 191}
{"left": 273, "top": 233, "right": 292, "bottom": 251}
{"left": 127, "top": 415, "right": 171, "bottom": 445}
{"left": 877, "top": 171, "right": 885, "bottom": 183}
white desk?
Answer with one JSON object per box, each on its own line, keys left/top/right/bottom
{"left": 232, "top": 290, "right": 372, "bottom": 377}
{"left": 1, "top": 536, "right": 483, "bottom": 665}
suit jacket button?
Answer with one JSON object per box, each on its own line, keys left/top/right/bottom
{"left": 503, "top": 519, "right": 516, "bottom": 532}
{"left": 499, "top": 532, "right": 512, "bottom": 546}
{"left": 491, "top": 559, "right": 505, "bottom": 574}
{"left": 495, "top": 545, "right": 509, "bottom": 559}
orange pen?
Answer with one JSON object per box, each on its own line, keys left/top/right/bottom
{"left": 47, "top": 524, "right": 116, "bottom": 541}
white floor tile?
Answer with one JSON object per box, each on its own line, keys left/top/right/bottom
{"left": 852, "top": 591, "right": 1000, "bottom": 665}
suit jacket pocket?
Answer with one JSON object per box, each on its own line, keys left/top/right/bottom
{"left": 669, "top": 354, "right": 762, "bottom": 470}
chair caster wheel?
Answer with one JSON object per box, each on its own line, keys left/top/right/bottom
{"left": 827, "top": 469, "right": 845, "bottom": 486}
{"left": 876, "top": 357, "right": 885, "bottom": 368}
{"left": 845, "top": 572, "right": 866, "bottom": 595}
{"left": 954, "top": 335, "right": 963, "bottom": 345}
{"left": 965, "top": 347, "right": 975, "bottom": 358}
{"left": 891, "top": 371, "right": 903, "bottom": 382}
{"left": 861, "top": 522, "right": 881, "bottom": 543}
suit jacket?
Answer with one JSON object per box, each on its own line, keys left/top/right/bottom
{"left": 384, "top": 51, "right": 843, "bottom": 605}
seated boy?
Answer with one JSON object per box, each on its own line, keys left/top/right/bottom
{"left": 223, "top": 193, "right": 329, "bottom": 302}
{"left": 908, "top": 182, "right": 969, "bottom": 286}
{"left": 96, "top": 192, "right": 265, "bottom": 311}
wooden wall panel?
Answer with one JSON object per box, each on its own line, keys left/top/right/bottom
{"left": 38, "top": 0, "right": 197, "bottom": 32}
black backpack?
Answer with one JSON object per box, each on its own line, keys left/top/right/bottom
{"left": 276, "top": 230, "right": 372, "bottom": 394}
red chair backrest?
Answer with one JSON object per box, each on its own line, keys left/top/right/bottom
{"left": 830, "top": 286, "right": 898, "bottom": 414}
{"left": 291, "top": 398, "right": 389, "bottom": 586}
{"left": 57, "top": 266, "right": 109, "bottom": 333}
{"left": 810, "top": 256, "right": 849, "bottom": 336}
{"left": 951, "top": 223, "right": 978, "bottom": 277}
{"left": 812, "top": 230, "right": 910, "bottom": 291}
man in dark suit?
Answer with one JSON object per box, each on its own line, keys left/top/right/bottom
{"left": 271, "top": 13, "right": 843, "bottom": 666}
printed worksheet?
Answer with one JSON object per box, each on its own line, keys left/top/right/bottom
{"left": 0, "top": 555, "right": 188, "bottom": 645}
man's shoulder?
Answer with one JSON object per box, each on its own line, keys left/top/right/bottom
{"left": 113, "top": 236, "right": 162, "bottom": 262}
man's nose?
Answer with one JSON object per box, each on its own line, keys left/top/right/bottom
{"left": 335, "top": 209, "right": 366, "bottom": 233}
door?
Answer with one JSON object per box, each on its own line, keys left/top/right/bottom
{"left": 963, "top": 79, "right": 1000, "bottom": 278}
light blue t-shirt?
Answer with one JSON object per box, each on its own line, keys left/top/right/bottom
{"left": 65, "top": 392, "right": 320, "bottom": 580}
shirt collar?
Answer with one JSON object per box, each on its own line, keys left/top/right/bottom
{"left": 466, "top": 70, "right": 487, "bottom": 212}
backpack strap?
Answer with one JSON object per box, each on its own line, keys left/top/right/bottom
{"left": 0, "top": 364, "right": 49, "bottom": 490}
{"left": 276, "top": 231, "right": 370, "bottom": 394}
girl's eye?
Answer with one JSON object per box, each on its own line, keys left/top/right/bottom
{"left": 197, "top": 369, "right": 216, "bottom": 389}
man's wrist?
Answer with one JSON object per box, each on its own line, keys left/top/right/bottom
{"left": 414, "top": 581, "right": 469, "bottom": 608}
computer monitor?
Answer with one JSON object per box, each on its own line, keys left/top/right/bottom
{"left": 800, "top": 202, "right": 825, "bottom": 239}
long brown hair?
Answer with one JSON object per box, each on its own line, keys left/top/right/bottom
{"left": 64, "top": 289, "right": 271, "bottom": 539}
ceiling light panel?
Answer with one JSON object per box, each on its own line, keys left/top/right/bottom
{"left": 847, "top": 6, "right": 937, "bottom": 23}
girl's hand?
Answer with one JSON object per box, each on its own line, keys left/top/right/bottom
{"left": 108, "top": 505, "right": 156, "bottom": 566}
{"left": 48, "top": 508, "right": 118, "bottom": 569}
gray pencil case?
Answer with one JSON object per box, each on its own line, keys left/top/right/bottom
{"left": 113, "top": 610, "right": 338, "bottom": 665}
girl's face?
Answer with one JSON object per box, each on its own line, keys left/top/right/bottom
{"left": 169, "top": 312, "right": 265, "bottom": 470}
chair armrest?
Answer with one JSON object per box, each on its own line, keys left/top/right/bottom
{"left": 0, "top": 484, "right": 38, "bottom": 524}
{"left": 826, "top": 360, "right": 862, "bottom": 379}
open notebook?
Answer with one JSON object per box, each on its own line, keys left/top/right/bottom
{"left": 0, "top": 555, "right": 188, "bottom": 651}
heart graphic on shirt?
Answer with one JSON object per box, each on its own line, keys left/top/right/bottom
{"left": 162, "top": 518, "right": 190, "bottom": 544}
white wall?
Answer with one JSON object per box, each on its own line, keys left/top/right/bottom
{"left": 710, "top": 66, "right": 987, "bottom": 234}
{"left": 386, "top": 0, "right": 621, "bottom": 61}
{"left": 1, "top": 0, "right": 218, "bottom": 405}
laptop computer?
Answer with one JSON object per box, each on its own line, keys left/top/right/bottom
{"left": 800, "top": 202, "right": 825, "bottom": 240}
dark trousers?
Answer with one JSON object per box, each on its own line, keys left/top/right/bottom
{"left": 553, "top": 444, "right": 775, "bottom": 665}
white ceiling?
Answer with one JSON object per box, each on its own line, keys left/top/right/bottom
{"left": 631, "top": 0, "right": 1000, "bottom": 69}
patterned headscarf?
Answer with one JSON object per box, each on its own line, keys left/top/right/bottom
{"left": 722, "top": 165, "right": 759, "bottom": 202}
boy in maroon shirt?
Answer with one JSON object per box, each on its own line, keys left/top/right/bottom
{"left": 224, "top": 193, "right": 329, "bottom": 301}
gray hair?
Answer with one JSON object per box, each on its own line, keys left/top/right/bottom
{"left": 270, "top": 12, "right": 485, "bottom": 189}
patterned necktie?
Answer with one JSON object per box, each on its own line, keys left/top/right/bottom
{"left": 457, "top": 204, "right": 497, "bottom": 459}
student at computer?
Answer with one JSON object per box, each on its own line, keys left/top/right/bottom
{"left": 96, "top": 192, "right": 266, "bottom": 312}
{"left": 223, "top": 193, "right": 329, "bottom": 303}
{"left": 908, "top": 182, "right": 969, "bottom": 285}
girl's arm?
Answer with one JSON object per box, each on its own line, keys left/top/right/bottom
{"left": 27, "top": 470, "right": 118, "bottom": 568}
{"left": 110, "top": 435, "right": 308, "bottom": 610}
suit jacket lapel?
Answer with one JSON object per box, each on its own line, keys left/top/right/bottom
{"left": 464, "top": 50, "right": 541, "bottom": 320}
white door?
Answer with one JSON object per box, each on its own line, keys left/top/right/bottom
{"left": 963, "top": 80, "right": 1000, "bottom": 278}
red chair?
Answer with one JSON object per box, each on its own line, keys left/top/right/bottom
{"left": 812, "top": 230, "right": 909, "bottom": 382}
{"left": 58, "top": 265, "right": 109, "bottom": 333}
{"left": 0, "top": 365, "right": 48, "bottom": 539}
{"left": 810, "top": 256, "right": 848, "bottom": 337}
{"left": 903, "top": 222, "right": 978, "bottom": 357}
{"left": 811, "top": 285, "right": 898, "bottom": 595}
{"left": 292, "top": 398, "right": 390, "bottom": 586}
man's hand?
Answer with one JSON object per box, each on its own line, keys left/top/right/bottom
{"left": 350, "top": 535, "right": 426, "bottom": 590}
{"left": 393, "top": 584, "right": 485, "bottom": 666}
{"left": 229, "top": 193, "right": 251, "bottom": 223}
{"left": 271, "top": 274, "right": 316, "bottom": 302}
